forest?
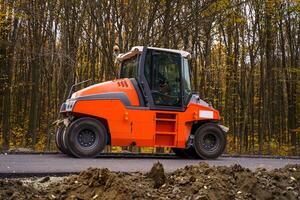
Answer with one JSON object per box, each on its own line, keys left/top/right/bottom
{"left": 0, "top": 0, "right": 299, "bottom": 155}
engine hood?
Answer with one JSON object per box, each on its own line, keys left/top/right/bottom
{"left": 188, "top": 94, "right": 221, "bottom": 120}
{"left": 71, "top": 81, "right": 114, "bottom": 99}
{"left": 70, "top": 78, "right": 140, "bottom": 106}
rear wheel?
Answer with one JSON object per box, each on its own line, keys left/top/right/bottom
{"left": 55, "top": 126, "right": 71, "bottom": 155}
{"left": 193, "top": 123, "right": 226, "bottom": 159}
{"left": 64, "top": 117, "right": 107, "bottom": 158}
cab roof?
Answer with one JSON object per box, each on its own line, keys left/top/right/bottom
{"left": 117, "top": 46, "right": 191, "bottom": 61}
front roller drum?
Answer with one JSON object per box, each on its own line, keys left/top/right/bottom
{"left": 63, "top": 117, "right": 107, "bottom": 158}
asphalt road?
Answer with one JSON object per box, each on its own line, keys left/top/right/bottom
{"left": 0, "top": 154, "right": 299, "bottom": 177}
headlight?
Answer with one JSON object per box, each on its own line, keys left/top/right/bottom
{"left": 65, "top": 99, "right": 77, "bottom": 112}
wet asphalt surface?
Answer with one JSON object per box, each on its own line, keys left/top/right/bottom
{"left": 0, "top": 153, "right": 299, "bottom": 178}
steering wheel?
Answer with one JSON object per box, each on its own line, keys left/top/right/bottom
{"left": 151, "top": 90, "right": 179, "bottom": 105}
{"left": 152, "top": 90, "right": 172, "bottom": 98}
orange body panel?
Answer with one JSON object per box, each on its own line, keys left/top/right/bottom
{"left": 72, "top": 97, "right": 220, "bottom": 148}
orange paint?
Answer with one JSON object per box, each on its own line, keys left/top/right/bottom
{"left": 73, "top": 78, "right": 140, "bottom": 106}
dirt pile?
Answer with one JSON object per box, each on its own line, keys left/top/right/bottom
{"left": 147, "top": 162, "right": 166, "bottom": 188}
{"left": 1, "top": 162, "right": 299, "bottom": 200}
{"left": 0, "top": 179, "right": 42, "bottom": 200}
{"left": 168, "top": 163, "right": 300, "bottom": 200}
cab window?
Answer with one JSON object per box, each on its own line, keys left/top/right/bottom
{"left": 120, "top": 56, "right": 139, "bottom": 79}
{"left": 144, "top": 50, "right": 182, "bottom": 107}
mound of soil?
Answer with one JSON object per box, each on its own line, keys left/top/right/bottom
{"left": 1, "top": 162, "right": 299, "bottom": 200}
{"left": 0, "top": 179, "right": 43, "bottom": 200}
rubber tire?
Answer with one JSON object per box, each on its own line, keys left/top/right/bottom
{"left": 55, "top": 126, "right": 71, "bottom": 155}
{"left": 193, "top": 123, "right": 226, "bottom": 159}
{"left": 61, "top": 127, "right": 74, "bottom": 156}
{"left": 64, "top": 117, "right": 107, "bottom": 158}
{"left": 55, "top": 127, "right": 63, "bottom": 152}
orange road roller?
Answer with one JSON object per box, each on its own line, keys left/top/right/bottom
{"left": 56, "top": 46, "right": 228, "bottom": 158}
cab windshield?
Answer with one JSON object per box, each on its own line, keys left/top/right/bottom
{"left": 182, "top": 58, "right": 192, "bottom": 102}
{"left": 120, "top": 55, "right": 139, "bottom": 79}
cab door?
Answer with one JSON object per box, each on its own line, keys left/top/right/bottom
{"left": 138, "top": 48, "right": 184, "bottom": 147}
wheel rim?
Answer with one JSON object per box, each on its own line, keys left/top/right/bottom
{"left": 77, "top": 129, "right": 96, "bottom": 148}
{"left": 201, "top": 133, "right": 219, "bottom": 152}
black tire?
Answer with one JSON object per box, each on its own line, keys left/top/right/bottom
{"left": 64, "top": 117, "right": 107, "bottom": 158}
{"left": 193, "top": 123, "right": 226, "bottom": 159}
{"left": 55, "top": 126, "right": 71, "bottom": 155}
{"left": 61, "top": 127, "right": 74, "bottom": 156}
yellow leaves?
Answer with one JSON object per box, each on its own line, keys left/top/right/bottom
{"left": 35, "top": 136, "right": 46, "bottom": 151}
{"left": 226, "top": 133, "right": 293, "bottom": 156}
{"left": 111, "top": 146, "right": 122, "bottom": 152}
{"left": 202, "top": 0, "right": 246, "bottom": 26}
{"left": 122, "top": 0, "right": 129, "bottom": 5}
{"left": 288, "top": 67, "right": 300, "bottom": 74}
{"left": 10, "top": 127, "right": 25, "bottom": 147}
{"left": 203, "top": 0, "right": 230, "bottom": 17}
{"left": 234, "top": 16, "right": 246, "bottom": 24}
{"left": 6, "top": 126, "right": 47, "bottom": 152}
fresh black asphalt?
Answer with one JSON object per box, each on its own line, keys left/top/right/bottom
{"left": 0, "top": 153, "right": 299, "bottom": 178}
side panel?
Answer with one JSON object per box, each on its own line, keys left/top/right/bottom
{"left": 128, "top": 109, "right": 155, "bottom": 146}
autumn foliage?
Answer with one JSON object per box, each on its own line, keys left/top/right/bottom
{"left": 0, "top": 0, "right": 299, "bottom": 155}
